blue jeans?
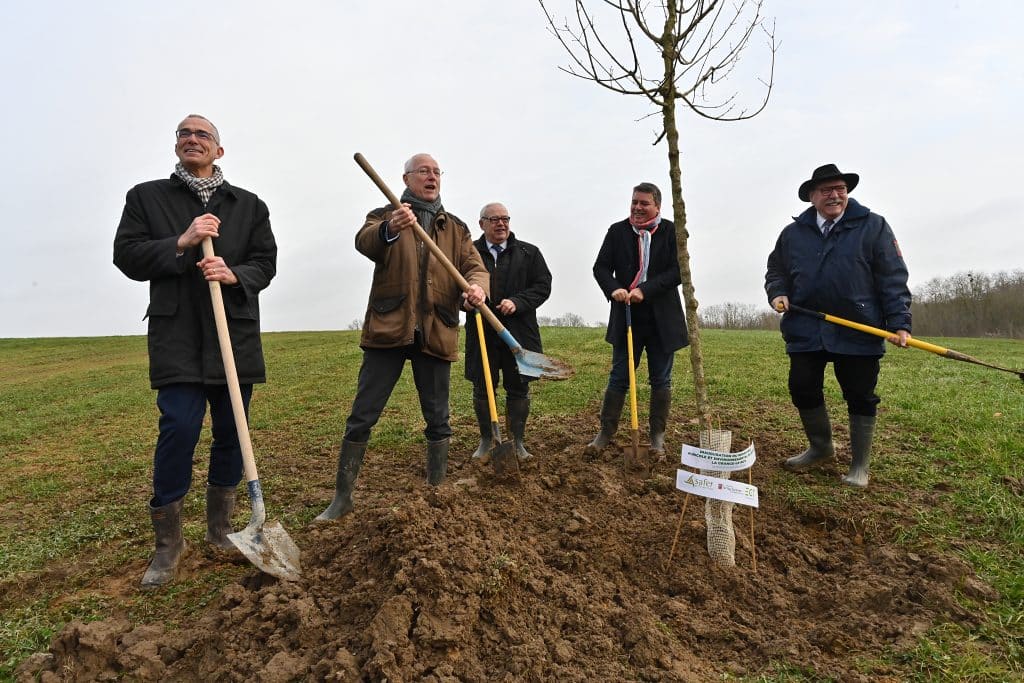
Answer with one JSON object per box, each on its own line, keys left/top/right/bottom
{"left": 152, "top": 382, "right": 252, "bottom": 507}
{"left": 607, "top": 329, "right": 674, "bottom": 394}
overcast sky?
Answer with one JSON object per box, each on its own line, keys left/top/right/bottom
{"left": 2, "top": 1, "right": 1021, "bottom": 338}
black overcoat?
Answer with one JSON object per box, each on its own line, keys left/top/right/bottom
{"left": 113, "top": 175, "right": 277, "bottom": 388}
{"left": 464, "top": 232, "right": 552, "bottom": 383}
{"left": 593, "top": 218, "right": 688, "bottom": 351}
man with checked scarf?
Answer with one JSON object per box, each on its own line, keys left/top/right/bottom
{"left": 587, "top": 182, "right": 689, "bottom": 458}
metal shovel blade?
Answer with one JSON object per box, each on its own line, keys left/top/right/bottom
{"left": 490, "top": 439, "right": 520, "bottom": 479}
{"left": 514, "top": 348, "right": 574, "bottom": 381}
{"left": 228, "top": 521, "right": 302, "bottom": 582}
{"left": 623, "top": 431, "right": 651, "bottom": 474}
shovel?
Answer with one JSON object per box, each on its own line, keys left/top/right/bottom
{"left": 784, "top": 303, "right": 1024, "bottom": 381}
{"left": 473, "top": 310, "right": 519, "bottom": 478}
{"left": 201, "top": 237, "right": 302, "bottom": 582}
{"left": 353, "top": 152, "right": 573, "bottom": 381}
{"left": 622, "top": 302, "right": 650, "bottom": 472}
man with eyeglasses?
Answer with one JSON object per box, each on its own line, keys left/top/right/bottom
{"left": 318, "top": 153, "right": 488, "bottom": 521}
{"left": 587, "top": 182, "right": 689, "bottom": 459}
{"left": 113, "top": 114, "right": 277, "bottom": 587}
{"left": 463, "top": 203, "right": 552, "bottom": 462}
{"left": 766, "top": 163, "right": 911, "bottom": 488}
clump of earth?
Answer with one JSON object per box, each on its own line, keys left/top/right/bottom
{"left": 17, "top": 415, "right": 991, "bottom": 682}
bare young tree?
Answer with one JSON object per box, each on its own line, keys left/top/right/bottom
{"left": 539, "top": 0, "right": 776, "bottom": 429}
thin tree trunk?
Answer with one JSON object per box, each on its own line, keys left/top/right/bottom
{"left": 662, "top": 9, "right": 711, "bottom": 432}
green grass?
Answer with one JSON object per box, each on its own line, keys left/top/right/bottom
{"left": 1, "top": 329, "right": 1022, "bottom": 680}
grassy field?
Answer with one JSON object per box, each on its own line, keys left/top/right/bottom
{"left": 1, "top": 328, "right": 1022, "bottom": 680}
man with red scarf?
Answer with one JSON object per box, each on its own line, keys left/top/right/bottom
{"left": 586, "top": 182, "right": 689, "bottom": 457}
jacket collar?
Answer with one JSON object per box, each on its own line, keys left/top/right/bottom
{"left": 794, "top": 197, "right": 869, "bottom": 227}
{"left": 169, "top": 173, "right": 237, "bottom": 200}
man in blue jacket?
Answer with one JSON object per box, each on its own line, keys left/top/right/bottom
{"left": 588, "top": 182, "right": 689, "bottom": 458}
{"left": 114, "top": 114, "right": 277, "bottom": 587}
{"left": 765, "top": 164, "right": 910, "bottom": 488}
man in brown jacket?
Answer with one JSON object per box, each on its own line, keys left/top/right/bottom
{"left": 318, "top": 153, "right": 488, "bottom": 520}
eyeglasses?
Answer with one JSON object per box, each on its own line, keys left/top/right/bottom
{"left": 815, "top": 184, "right": 847, "bottom": 196}
{"left": 407, "top": 167, "right": 443, "bottom": 177}
{"left": 482, "top": 216, "right": 511, "bottom": 224}
{"left": 176, "top": 128, "right": 217, "bottom": 142}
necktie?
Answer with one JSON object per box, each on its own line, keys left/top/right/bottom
{"left": 492, "top": 244, "right": 504, "bottom": 259}
{"left": 822, "top": 219, "right": 834, "bottom": 238}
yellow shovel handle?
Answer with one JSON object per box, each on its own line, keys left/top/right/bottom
{"left": 475, "top": 311, "right": 500, "bottom": 425}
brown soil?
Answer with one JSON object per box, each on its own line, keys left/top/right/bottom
{"left": 17, "top": 415, "right": 993, "bottom": 682}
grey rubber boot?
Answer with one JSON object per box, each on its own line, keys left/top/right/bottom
{"left": 426, "top": 438, "right": 450, "bottom": 485}
{"left": 843, "top": 414, "right": 876, "bottom": 488}
{"left": 315, "top": 439, "right": 368, "bottom": 521}
{"left": 783, "top": 405, "right": 835, "bottom": 471}
{"left": 204, "top": 484, "right": 237, "bottom": 550}
{"left": 471, "top": 398, "right": 493, "bottom": 460}
{"left": 507, "top": 397, "right": 533, "bottom": 461}
{"left": 141, "top": 497, "right": 186, "bottom": 589}
{"left": 585, "top": 389, "right": 626, "bottom": 454}
{"left": 649, "top": 387, "right": 672, "bottom": 457}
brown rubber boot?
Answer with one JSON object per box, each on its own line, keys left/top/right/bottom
{"left": 204, "top": 484, "right": 237, "bottom": 551}
{"left": 141, "top": 497, "right": 186, "bottom": 589}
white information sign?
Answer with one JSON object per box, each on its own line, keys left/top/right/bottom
{"left": 680, "top": 442, "right": 756, "bottom": 472}
{"left": 675, "top": 470, "right": 759, "bottom": 507}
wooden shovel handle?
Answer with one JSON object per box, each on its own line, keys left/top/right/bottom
{"left": 202, "top": 237, "right": 259, "bottom": 485}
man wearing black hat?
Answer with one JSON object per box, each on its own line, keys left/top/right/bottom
{"left": 765, "top": 164, "right": 911, "bottom": 488}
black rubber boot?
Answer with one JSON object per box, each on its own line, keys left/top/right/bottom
{"left": 507, "top": 397, "right": 533, "bottom": 461}
{"left": 204, "top": 484, "right": 237, "bottom": 550}
{"left": 471, "top": 398, "right": 493, "bottom": 460}
{"left": 141, "top": 498, "right": 186, "bottom": 589}
{"left": 649, "top": 387, "right": 672, "bottom": 457}
{"left": 843, "top": 414, "right": 876, "bottom": 488}
{"left": 426, "top": 438, "right": 450, "bottom": 485}
{"left": 585, "top": 389, "right": 626, "bottom": 454}
{"left": 783, "top": 405, "right": 835, "bottom": 471}
{"left": 315, "top": 439, "right": 367, "bottom": 521}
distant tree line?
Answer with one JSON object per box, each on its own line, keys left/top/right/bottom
{"left": 698, "top": 270, "right": 1024, "bottom": 339}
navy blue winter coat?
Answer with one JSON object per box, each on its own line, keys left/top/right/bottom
{"left": 764, "top": 198, "right": 911, "bottom": 356}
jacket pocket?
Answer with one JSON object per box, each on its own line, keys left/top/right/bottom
{"left": 372, "top": 295, "right": 406, "bottom": 314}
{"left": 434, "top": 303, "right": 459, "bottom": 328}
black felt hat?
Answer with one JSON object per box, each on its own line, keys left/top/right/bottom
{"left": 798, "top": 164, "right": 860, "bottom": 202}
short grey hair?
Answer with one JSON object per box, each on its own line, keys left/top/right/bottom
{"left": 404, "top": 153, "right": 435, "bottom": 173}
{"left": 182, "top": 114, "right": 220, "bottom": 143}
{"left": 633, "top": 182, "right": 661, "bottom": 207}
{"left": 479, "top": 202, "right": 508, "bottom": 219}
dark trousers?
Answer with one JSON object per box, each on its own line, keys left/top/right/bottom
{"left": 152, "top": 382, "right": 252, "bottom": 507}
{"left": 607, "top": 327, "right": 674, "bottom": 394}
{"left": 471, "top": 342, "right": 531, "bottom": 401}
{"left": 788, "top": 351, "right": 881, "bottom": 417}
{"left": 345, "top": 345, "right": 452, "bottom": 443}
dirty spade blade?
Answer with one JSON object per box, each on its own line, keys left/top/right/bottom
{"left": 514, "top": 348, "right": 574, "bottom": 381}
{"left": 623, "top": 431, "right": 651, "bottom": 474}
{"left": 490, "top": 439, "right": 520, "bottom": 479}
{"left": 228, "top": 521, "right": 302, "bottom": 582}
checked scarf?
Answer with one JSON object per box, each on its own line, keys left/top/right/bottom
{"left": 628, "top": 215, "right": 661, "bottom": 289}
{"left": 174, "top": 162, "right": 225, "bottom": 206}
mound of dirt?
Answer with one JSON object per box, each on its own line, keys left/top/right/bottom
{"left": 18, "top": 419, "right": 990, "bottom": 682}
